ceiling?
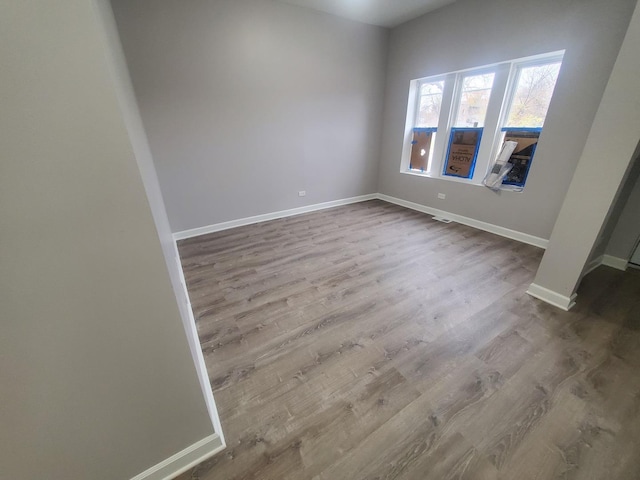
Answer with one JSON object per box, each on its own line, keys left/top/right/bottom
{"left": 276, "top": 0, "right": 457, "bottom": 28}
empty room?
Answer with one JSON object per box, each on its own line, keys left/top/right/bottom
{"left": 3, "top": 0, "right": 640, "bottom": 479}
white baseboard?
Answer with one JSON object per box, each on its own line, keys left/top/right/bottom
{"left": 376, "top": 194, "right": 549, "bottom": 249}
{"left": 130, "top": 433, "right": 225, "bottom": 480}
{"left": 582, "top": 255, "right": 604, "bottom": 277}
{"left": 173, "top": 194, "right": 377, "bottom": 241}
{"left": 173, "top": 192, "right": 549, "bottom": 248}
{"left": 601, "top": 254, "right": 628, "bottom": 271}
{"left": 577, "top": 253, "right": 629, "bottom": 278}
{"left": 170, "top": 242, "right": 226, "bottom": 444}
{"left": 526, "top": 283, "right": 577, "bottom": 311}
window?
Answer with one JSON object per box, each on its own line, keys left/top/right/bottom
{"left": 454, "top": 73, "right": 494, "bottom": 128}
{"left": 417, "top": 81, "right": 444, "bottom": 127}
{"left": 505, "top": 62, "right": 562, "bottom": 128}
{"left": 443, "top": 72, "right": 495, "bottom": 179}
{"left": 403, "top": 51, "right": 564, "bottom": 190}
{"left": 409, "top": 80, "right": 444, "bottom": 172}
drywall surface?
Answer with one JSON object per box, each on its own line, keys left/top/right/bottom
{"left": 0, "top": 1, "right": 214, "bottom": 479}
{"left": 606, "top": 160, "right": 640, "bottom": 260}
{"left": 111, "top": 0, "right": 389, "bottom": 232}
{"left": 532, "top": 0, "right": 640, "bottom": 297}
{"left": 589, "top": 155, "right": 640, "bottom": 261}
{"left": 93, "top": 0, "right": 224, "bottom": 438}
{"left": 378, "top": 0, "right": 636, "bottom": 240}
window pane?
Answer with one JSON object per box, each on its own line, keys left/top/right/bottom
{"left": 454, "top": 73, "right": 495, "bottom": 128}
{"left": 502, "top": 130, "right": 540, "bottom": 187}
{"left": 416, "top": 81, "right": 444, "bottom": 128}
{"left": 506, "top": 62, "right": 561, "bottom": 128}
{"left": 410, "top": 129, "right": 435, "bottom": 171}
{"left": 443, "top": 128, "right": 482, "bottom": 178}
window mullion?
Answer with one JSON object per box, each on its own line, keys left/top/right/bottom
{"left": 400, "top": 80, "right": 420, "bottom": 172}
{"left": 429, "top": 73, "right": 457, "bottom": 175}
{"left": 473, "top": 64, "right": 510, "bottom": 182}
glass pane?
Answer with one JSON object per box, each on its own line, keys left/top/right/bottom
{"left": 416, "top": 81, "right": 444, "bottom": 128}
{"left": 410, "top": 130, "right": 435, "bottom": 171}
{"left": 453, "top": 73, "right": 495, "bottom": 128}
{"left": 502, "top": 130, "right": 540, "bottom": 187}
{"left": 443, "top": 128, "right": 482, "bottom": 178}
{"left": 506, "top": 62, "right": 561, "bottom": 128}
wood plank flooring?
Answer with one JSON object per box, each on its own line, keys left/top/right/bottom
{"left": 176, "top": 200, "right": 640, "bottom": 480}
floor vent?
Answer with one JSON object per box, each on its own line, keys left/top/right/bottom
{"left": 432, "top": 216, "right": 452, "bottom": 223}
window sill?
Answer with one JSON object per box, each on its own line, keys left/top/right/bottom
{"left": 401, "top": 169, "right": 485, "bottom": 187}
{"left": 401, "top": 169, "right": 524, "bottom": 192}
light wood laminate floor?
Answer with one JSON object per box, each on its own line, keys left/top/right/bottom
{"left": 177, "top": 200, "right": 640, "bottom": 480}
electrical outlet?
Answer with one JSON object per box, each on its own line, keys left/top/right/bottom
{"left": 438, "top": 193, "right": 446, "bottom": 200}
{"left": 298, "top": 191, "right": 306, "bottom": 197}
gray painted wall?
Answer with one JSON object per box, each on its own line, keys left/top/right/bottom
{"left": 531, "top": 0, "right": 640, "bottom": 298}
{"left": 589, "top": 155, "right": 640, "bottom": 262}
{"left": 606, "top": 159, "right": 640, "bottom": 260}
{"left": 0, "top": 1, "right": 214, "bottom": 478}
{"left": 377, "top": 0, "right": 636, "bottom": 240}
{"left": 111, "top": 0, "right": 389, "bottom": 233}
{"left": 94, "top": 0, "right": 225, "bottom": 437}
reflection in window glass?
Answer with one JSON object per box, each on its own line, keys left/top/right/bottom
{"left": 454, "top": 73, "right": 495, "bottom": 128}
{"left": 506, "top": 63, "right": 561, "bottom": 128}
{"left": 416, "top": 81, "right": 444, "bottom": 128}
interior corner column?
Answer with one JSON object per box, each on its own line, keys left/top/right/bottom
{"left": 528, "top": 0, "right": 640, "bottom": 310}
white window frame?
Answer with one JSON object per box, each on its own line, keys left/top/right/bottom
{"left": 400, "top": 50, "right": 565, "bottom": 188}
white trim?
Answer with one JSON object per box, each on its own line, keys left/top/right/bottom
{"left": 526, "top": 283, "right": 577, "bottom": 311}
{"left": 171, "top": 242, "right": 226, "bottom": 444}
{"left": 130, "top": 434, "right": 224, "bottom": 480}
{"left": 582, "top": 255, "right": 604, "bottom": 277}
{"left": 376, "top": 193, "right": 548, "bottom": 249}
{"left": 579, "top": 254, "right": 629, "bottom": 277}
{"left": 400, "top": 169, "right": 486, "bottom": 187}
{"left": 601, "top": 254, "right": 628, "bottom": 271}
{"left": 173, "top": 194, "right": 377, "bottom": 241}
{"left": 173, "top": 193, "right": 548, "bottom": 249}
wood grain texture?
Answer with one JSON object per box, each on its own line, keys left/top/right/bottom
{"left": 176, "top": 200, "right": 640, "bottom": 480}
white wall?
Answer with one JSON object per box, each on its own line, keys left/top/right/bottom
{"left": 0, "top": 1, "right": 216, "bottom": 478}
{"left": 110, "top": 0, "right": 389, "bottom": 233}
{"left": 377, "top": 0, "right": 636, "bottom": 240}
